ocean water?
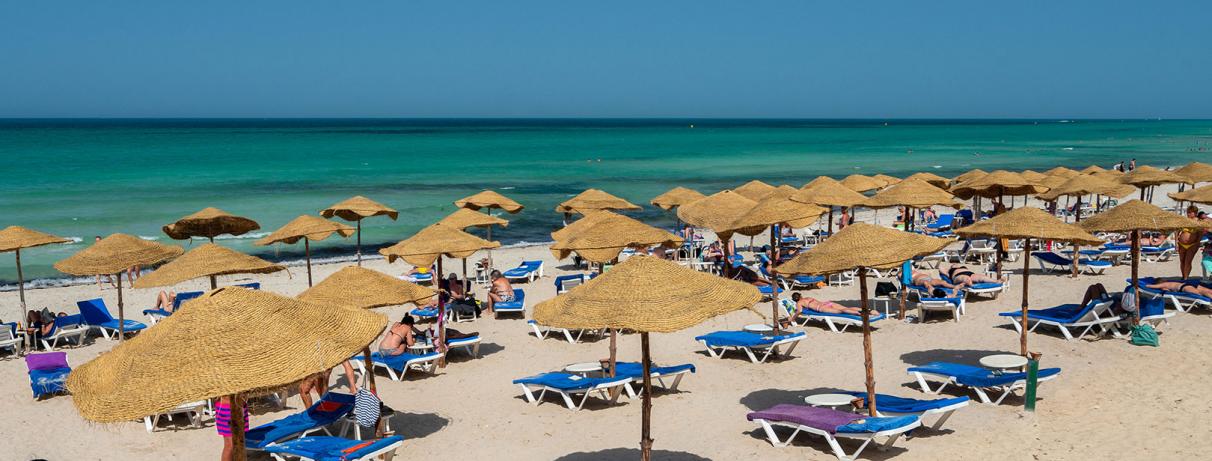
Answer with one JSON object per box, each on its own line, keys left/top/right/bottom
{"left": 2, "top": 118, "right": 1211, "bottom": 285}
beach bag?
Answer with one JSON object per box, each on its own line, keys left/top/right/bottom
{"left": 874, "top": 282, "right": 897, "bottom": 297}
{"left": 1120, "top": 289, "right": 1137, "bottom": 313}
{"left": 1129, "top": 324, "right": 1159, "bottom": 347}
{"left": 353, "top": 380, "right": 381, "bottom": 428}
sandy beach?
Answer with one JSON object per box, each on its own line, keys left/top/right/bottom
{"left": 3, "top": 184, "right": 1210, "bottom": 461}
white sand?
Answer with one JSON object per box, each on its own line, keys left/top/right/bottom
{"left": 3, "top": 187, "right": 1210, "bottom": 460}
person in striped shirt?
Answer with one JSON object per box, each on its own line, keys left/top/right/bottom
{"left": 216, "top": 396, "right": 248, "bottom": 460}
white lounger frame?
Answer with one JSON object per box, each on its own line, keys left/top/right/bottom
{"left": 0, "top": 328, "right": 22, "bottom": 356}
{"left": 1005, "top": 300, "right": 1122, "bottom": 341}
{"left": 505, "top": 263, "right": 544, "bottom": 283}
{"left": 752, "top": 417, "right": 921, "bottom": 461}
{"left": 528, "top": 320, "right": 603, "bottom": 344}
{"left": 352, "top": 352, "right": 444, "bottom": 381}
{"left": 622, "top": 367, "right": 693, "bottom": 398}
{"left": 874, "top": 399, "right": 969, "bottom": 431}
{"left": 699, "top": 333, "right": 804, "bottom": 363}
{"left": 516, "top": 377, "right": 631, "bottom": 411}
{"left": 917, "top": 296, "right": 965, "bottom": 323}
{"left": 446, "top": 336, "right": 482, "bottom": 358}
{"left": 909, "top": 369, "right": 1060, "bottom": 405}
{"left": 266, "top": 437, "right": 404, "bottom": 461}
{"left": 1032, "top": 254, "right": 1109, "bottom": 275}
{"left": 41, "top": 325, "right": 88, "bottom": 350}
{"left": 143, "top": 400, "right": 207, "bottom": 433}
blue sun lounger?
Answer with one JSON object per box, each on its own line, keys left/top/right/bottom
{"left": 246, "top": 392, "right": 356, "bottom": 449}
{"left": 907, "top": 362, "right": 1061, "bottom": 405}
{"left": 938, "top": 273, "right": 1005, "bottom": 298}
{"left": 142, "top": 290, "right": 206, "bottom": 324}
{"left": 38, "top": 314, "right": 89, "bottom": 350}
{"left": 503, "top": 260, "right": 544, "bottom": 282}
{"left": 77, "top": 298, "right": 147, "bottom": 340}
{"left": 1141, "top": 243, "right": 1176, "bottom": 262}
{"left": 513, "top": 372, "right": 632, "bottom": 411}
{"left": 1134, "top": 277, "right": 1212, "bottom": 312}
{"left": 262, "top": 435, "right": 405, "bottom": 461}
{"left": 493, "top": 288, "right": 526, "bottom": 318}
{"left": 695, "top": 330, "right": 806, "bottom": 363}
{"left": 26, "top": 352, "right": 71, "bottom": 400}
{"left": 748, "top": 404, "right": 920, "bottom": 461}
{"left": 998, "top": 299, "right": 1122, "bottom": 340}
{"left": 783, "top": 299, "right": 886, "bottom": 332}
{"left": 613, "top": 361, "right": 696, "bottom": 397}
{"left": 352, "top": 351, "right": 443, "bottom": 381}
{"left": 1031, "top": 251, "right": 1112, "bottom": 275}
{"left": 842, "top": 392, "right": 970, "bottom": 430}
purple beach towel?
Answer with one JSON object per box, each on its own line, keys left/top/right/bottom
{"left": 746, "top": 404, "right": 862, "bottom": 434}
{"left": 26, "top": 352, "right": 69, "bottom": 371}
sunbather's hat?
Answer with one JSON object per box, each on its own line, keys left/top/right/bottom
{"left": 862, "top": 179, "right": 958, "bottom": 209}
{"left": 776, "top": 223, "right": 951, "bottom": 275}
{"left": 555, "top": 188, "right": 641, "bottom": 214}
{"left": 1170, "top": 184, "right": 1212, "bottom": 205}
{"left": 0, "top": 226, "right": 72, "bottom": 252}
{"left": 320, "top": 196, "right": 399, "bottom": 222}
{"left": 651, "top": 186, "right": 706, "bottom": 210}
{"left": 255, "top": 215, "right": 355, "bottom": 246}
{"left": 1035, "top": 174, "right": 1136, "bottom": 201}
{"left": 733, "top": 180, "right": 778, "bottom": 201}
{"left": 438, "top": 208, "right": 509, "bottom": 230}
{"left": 132, "top": 243, "right": 285, "bottom": 289}
{"left": 299, "top": 265, "right": 435, "bottom": 308}
{"left": 533, "top": 255, "right": 760, "bottom": 333}
{"left": 162, "top": 207, "right": 260, "bottom": 240}
{"left": 954, "top": 207, "right": 1102, "bottom": 244}
{"left": 1174, "top": 161, "right": 1212, "bottom": 184}
{"left": 550, "top": 214, "right": 683, "bottom": 263}
{"left": 1080, "top": 199, "right": 1208, "bottom": 232}
{"left": 379, "top": 223, "right": 500, "bottom": 266}
{"left": 677, "top": 190, "right": 757, "bottom": 240}
{"left": 454, "top": 190, "right": 524, "bottom": 213}
{"left": 54, "top": 233, "right": 183, "bottom": 276}
{"left": 66, "top": 287, "right": 386, "bottom": 423}
{"left": 1119, "top": 165, "right": 1191, "bottom": 187}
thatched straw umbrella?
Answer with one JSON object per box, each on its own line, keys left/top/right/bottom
{"left": 1169, "top": 184, "right": 1212, "bottom": 205}
{"left": 872, "top": 174, "right": 901, "bottom": 187}
{"left": 840, "top": 174, "right": 882, "bottom": 193}
{"left": 439, "top": 208, "right": 510, "bottom": 278}
{"left": 1080, "top": 165, "right": 1107, "bottom": 175}
{"left": 1037, "top": 175, "right": 1135, "bottom": 222}
{"left": 677, "top": 190, "right": 757, "bottom": 276}
{"left": 1174, "top": 162, "right": 1212, "bottom": 192}
{"left": 556, "top": 189, "right": 642, "bottom": 224}
{"left": 952, "top": 169, "right": 988, "bottom": 186}
{"left": 950, "top": 170, "right": 1048, "bottom": 204}
{"left": 380, "top": 224, "right": 499, "bottom": 365}
{"left": 650, "top": 186, "right": 706, "bottom": 233}
{"left": 0, "top": 226, "right": 72, "bottom": 311}
{"left": 1081, "top": 200, "right": 1208, "bottom": 324}
{"left": 903, "top": 171, "right": 950, "bottom": 189}
{"left": 863, "top": 179, "right": 959, "bottom": 233}
{"left": 724, "top": 197, "right": 826, "bottom": 334}
{"left": 550, "top": 216, "right": 684, "bottom": 377}
{"left": 162, "top": 207, "right": 260, "bottom": 243}
{"left": 1044, "top": 166, "right": 1081, "bottom": 178}
{"left": 776, "top": 224, "right": 950, "bottom": 416}
{"left": 533, "top": 256, "right": 759, "bottom": 461}
{"left": 955, "top": 208, "right": 1102, "bottom": 356}
{"left": 733, "top": 180, "right": 777, "bottom": 201}
{"left": 66, "top": 287, "right": 386, "bottom": 461}
{"left": 298, "top": 265, "right": 436, "bottom": 422}
{"left": 255, "top": 215, "right": 355, "bottom": 287}
{"left": 1020, "top": 170, "right": 1048, "bottom": 183}
{"left": 456, "top": 189, "right": 525, "bottom": 214}
{"left": 321, "top": 196, "right": 398, "bottom": 266}
{"left": 793, "top": 177, "right": 869, "bottom": 236}
{"left": 133, "top": 243, "right": 285, "bottom": 291}
{"left": 758, "top": 185, "right": 800, "bottom": 201}
{"left": 54, "top": 234, "right": 183, "bottom": 341}
{"left": 1119, "top": 166, "right": 1190, "bottom": 203}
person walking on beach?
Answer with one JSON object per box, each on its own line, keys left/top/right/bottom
{"left": 1176, "top": 206, "right": 1204, "bottom": 279}
{"left": 1129, "top": 159, "right": 1136, "bottom": 171}
{"left": 216, "top": 395, "right": 248, "bottom": 461}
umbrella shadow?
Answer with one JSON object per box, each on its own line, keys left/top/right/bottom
{"left": 446, "top": 342, "right": 504, "bottom": 362}
{"left": 899, "top": 348, "right": 1010, "bottom": 366}
{"left": 738, "top": 387, "right": 842, "bottom": 411}
{"left": 383, "top": 411, "right": 449, "bottom": 439}
{"left": 553, "top": 448, "right": 713, "bottom": 461}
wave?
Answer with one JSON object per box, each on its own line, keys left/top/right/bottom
{"left": 211, "top": 232, "right": 271, "bottom": 241}
{"left": 138, "top": 235, "right": 161, "bottom": 241}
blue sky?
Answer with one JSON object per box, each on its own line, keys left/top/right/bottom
{"left": 2, "top": 1, "right": 1209, "bottom": 118}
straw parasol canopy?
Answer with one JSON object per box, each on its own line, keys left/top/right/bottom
{"left": 725, "top": 197, "right": 827, "bottom": 237}
{"left": 871, "top": 174, "right": 901, "bottom": 187}
{"left": 863, "top": 179, "right": 958, "bottom": 209}
{"left": 955, "top": 207, "right": 1102, "bottom": 355}
{"left": 902, "top": 171, "right": 950, "bottom": 189}
{"left": 455, "top": 190, "right": 524, "bottom": 213}
{"left": 551, "top": 215, "right": 684, "bottom": 263}
{"left": 533, "top": 255, "right": 759, "bottom": 460}
{"left": 950, "top": 170, "right": 1047, "bottom": 200}
{"left": 1044, "top": 166, "right": 1081, "bottom": 178}
{"left": 1120, "top": 165, "right": 1190, "bottom": 188}
{"left": 733, "top": 180, "right": 777, "bottom": 201}
{"left": 256, "top": 215, "right": 355, "bottom": 287}
{"left": 776, "top": 223, "right": 949, "bottom": 417}
{"left": 320, "top": 196, "right": 397, "bottom": 266}
{"left": 0, "top": 226, "right": 73, "bottom": 310}
{"left": 793, "top": 177, "right": 868, "bottom": 207}
{"left": 439, "top": 208, "right": 509, "bottom": 230}
{"left": 757, "top": 184, "right": 800, "bottom": 201}
{"left": 55, "top": 234, "right": 185, "bottom": 341}
{"left": 133, "top": 243, "right": 285, "bottom": 290}
{"left": 952, "top": 169, "right": 988, "bottom": 185}
{"left": 1038, "top": 174, "right": 1071, "bottom": 190}
{"left": 1170, "top": 184, "right": 1212, "bottom": 205}
{"left": 298, "top": 265, "right": 435, "bottom": 309}
{"left": 1036, "top": 175, "right": 1136, "bottom": 220}
{"left": 650, "top": 186, "right": 706, "bottom": 211}
{"left": 1020, "top": 170, "right": 1048, "bottom": 183}
{"left": 1175, "top": 162, "right": 1212, "bottom": 184}
{"left": 1090, "top": 169, "right": 1124, "bottom": 182}
{"left": 380, "top": 224, "right": 501, "bottom": 267}
{"left": 840, "top": 174, "right": 882, "bottom": 192}
{"left": 556, "top": 189, "right": 641, "bottom": 214}
{"left": 1080, "top": 165, "right": 1107, "bottom": 175}
{"left": 676, "top": 190, "right": 757, "bottom": 241}
{"left": 552, "top": 210, "right": 621, "bottom": 242}
{"left": 162, "top": 207, "right": 260, "bottom": 242}
{"left": 66, "top": 287, "right": 386, "bottom": 460}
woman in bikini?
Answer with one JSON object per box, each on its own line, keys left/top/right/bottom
{"left": 941, "top": 263, "right": 1006, "bottom": 287}
{"left": 1176, "top": 206, "right": 1204, "bottom": 279}
{"left": 910, "top": 269, "right": 958, "bottom": 296}
{"left": 1147, "top": 280, "right": 1212, "bottom": 298}
{"left": 788, "top": 292, "right": 864, "bottom": 324}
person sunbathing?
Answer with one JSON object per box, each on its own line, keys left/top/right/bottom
{"left": 941, "top": 263, "right": 1006, "bottom": 287}
{"left": 732, "top": 265, "right": 770, "bottom": 287}
{"left": 378, "top": 315, "right": 418, "bottom": 357}
{"left": 154, "top": 290, "right": 176, "bottom": 312}
{"left": 789, "top": 292, "right": 864, "bottom": 322}
{"left": 487, "top": 270, "right": 515, "bottom": 314}
{"left": 1146, "top": 280, "right": 1212, "bottom": 298}
{"left": 910, "top": 270, "right": 958, "bottom": 296}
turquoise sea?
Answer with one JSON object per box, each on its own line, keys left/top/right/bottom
{"left": 2, "top": 118, "right": 1211, "bottom": 285}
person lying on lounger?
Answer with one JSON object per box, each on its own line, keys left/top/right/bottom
{"left": 1146, "top": 280, "right": 1212, "bottom": 298}
{"left": 910, "top": 269, "right": 959, "bottom": 296}
{"left": 732, "top": 265, "right": 770, "bottom": 287}
{"left": 940, "top": 263, "right": 1006, "bottom": 287}
{"left": 788, "top": 292, "right": 864, "bottom": 323}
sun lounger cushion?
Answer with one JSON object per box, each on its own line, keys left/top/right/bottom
{"left": 843, "top": 392, "right": 969, "bottom": 413}
{"left": 246, "top": 392, "right": 355, "bottom": 448}
{"left": 174, "top": 291, "right": 205, "bottom": 309}
{"left": 371, "top": 352, "right": 442, "bottom": 370}
{"left": 694, "top": 331, "right": 803, "bottom": 348}
{"left": 261, "top": 435, "right": 404, "bottom": 461}
{"left": 27, "top": 352, "right": 70, "bottom": 398}
{"left": 801, "top": 308, "right": 886, "bottom": 322}
{"left": 512, "top": 372, "right": 624, "bottom": 391}
{"left": 747, "top": 404, "right": 917, "bottom": 435}
{"left": 998, "top": 303, "right": 1096, "bottom": 323}
{"left": 836, "top": 415, "right": 920, "bottom": 434}
{"left": 142, "top": 308, "right": 172, "bottom": 317}
{"left": 908, "top": 362, "right": 1060, "bottom": 388}
{"left": 504, "top": 261, "right": 542, "bottom": 278}
{"left": 77, "top": 298, "right": 148, "bottom": 332}
{"left": 613, "top": 362, "right": 695, "bottom": 377}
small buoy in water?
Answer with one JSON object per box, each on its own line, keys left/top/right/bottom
{"left": 689, "top": 124, "right": 694, "bottom": 128}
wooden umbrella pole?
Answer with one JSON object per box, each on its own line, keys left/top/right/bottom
{"left": 356, "top": 220, "right": 362, "bottom": 267}
{"left": 770, "top": 229, "right": 781, "bottom": 335}
{"left": 1131, "top": 230, "right": 1141, "bottom": 325}
{"left": 1075, "top": 196, "right": 1082, "bottom": 222}
{"left": 210, "top": 275, "right": 218, "bottom": 290}
{"left": 859, "top": 267, "right": 876, "bottom": 416}
{"left": 487, "top": 223, "right": 494, "bottom": 271}
{"left": 609, "top": 328, "right": 617, "bottom": 377}
{"left": 639, "top": 332, "right": 654, "bottom": 461}
{"left": 827, "top": 207, "right": 834, "bottom": 236}
{"left": 1020, "top": 239, "right": 1031, "bottom": 356}
{"left": 305, "top": 238, "right": 313, "bottom": 287}
{"left": 16, "top": 249, "right": 25, "bottom": 310}
{"left": 116, "top": 274, "right": 125, "bottom": 342}
{"left": 721, "top": 238, "right": 732, "bottom": 278}
{"left": 436, "top": 256, "right": 447, "bottom": 368}
{"left": 230, "top": 393, "right": 247, "bottom": 461}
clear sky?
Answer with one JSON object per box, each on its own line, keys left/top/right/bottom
{"left": 3, "top": 1, "right": 1210, "bottom": 118}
